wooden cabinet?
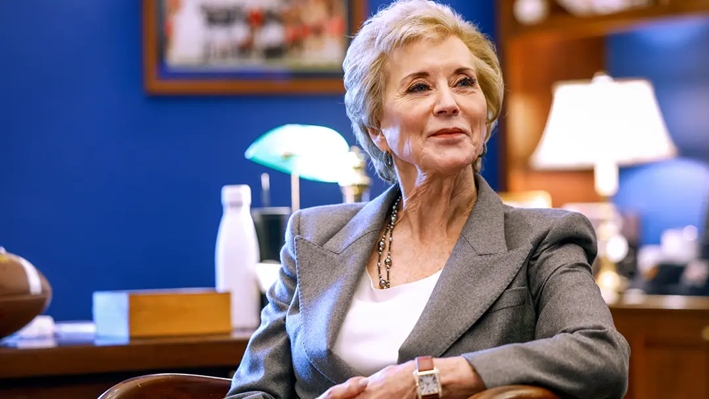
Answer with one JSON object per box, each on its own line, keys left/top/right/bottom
{"left": 610, "top": 295, "right": 709, "bottom": 399}
{"left": 496, "top": 0, "right": 709, "bottom": 205}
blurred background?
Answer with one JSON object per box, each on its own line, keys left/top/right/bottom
{"left": 0, "top": 0, "right": 707, "bottom": 343}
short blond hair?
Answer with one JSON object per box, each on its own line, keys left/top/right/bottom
{"left": 343, "top": 0, "right": 504, "bottom": 183}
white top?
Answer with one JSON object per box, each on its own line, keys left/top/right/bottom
{"left": 332, "top": 269, "right": 442, "bottom": 376}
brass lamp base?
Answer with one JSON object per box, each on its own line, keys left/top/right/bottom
{"left": 339, "top": 146, "right": 372, "bottom": 204}
{"left": 341, "top": 184, "right": 371, "bottom": 203}
{"left": 596, "top": 256, "right": 625, "bottom": 304}
{"left": 594, "top": 201, "right": 628, "bottom": 304}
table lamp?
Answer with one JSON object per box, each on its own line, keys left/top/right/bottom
{"left": 530, "top": 72, "right": 678, "bottom": 302}
{"left": 245, "top": 124, "right": 369, "bottom": 211}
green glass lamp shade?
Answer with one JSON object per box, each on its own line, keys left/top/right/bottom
{"left": 245, "top": 124, "right": 351, "bottom": 183}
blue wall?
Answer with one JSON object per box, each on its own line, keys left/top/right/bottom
{"left": 608, "top": 18, "right": 709, "bottom": 245}
{"left": 0, "top": 0, "right": 499, "bottom": 321}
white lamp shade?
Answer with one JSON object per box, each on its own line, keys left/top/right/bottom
{"left": 530, "top": 73, "right": 678, "bottom": 170}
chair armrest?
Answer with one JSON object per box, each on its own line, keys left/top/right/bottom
{"left": 469, "top": 385, "right": 561, "bottom": 399}
{"left": 98, "top": 373, "right": 231, "bottom": 399}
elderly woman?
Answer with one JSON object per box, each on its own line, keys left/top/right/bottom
{"left": 227, "top": 1, "right": 630, "bottom": 398}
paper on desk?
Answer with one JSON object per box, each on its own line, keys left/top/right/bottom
{"left": 16, "top": 315, "right": 55, "bottom": 338}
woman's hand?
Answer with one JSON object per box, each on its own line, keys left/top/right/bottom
{"left": 358, "top": 357, "right": 483, "bottom": 399}
{"left": 317, "top": 376, "right": 369, "bottom": 399}
{"left": 317, "top": 363, "right": 417, "bottom": 399}
{"left": 318, "top": 356, "right": 484, "bottom": 399}
{"left": 355, "top": 361, "right": 418, "bottom": 399}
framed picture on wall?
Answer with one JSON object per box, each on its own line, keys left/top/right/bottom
{"left": 142, "top": 0, "right": 368, "bottom": 95}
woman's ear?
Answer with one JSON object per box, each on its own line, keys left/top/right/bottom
{"left": 367, "top": 127, "right": 390, "bottom": 153}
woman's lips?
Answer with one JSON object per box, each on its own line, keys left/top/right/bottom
{"left": 430, "top": 128, "right": 465, "bottom": 138}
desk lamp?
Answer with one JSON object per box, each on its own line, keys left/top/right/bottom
{"left": 245, "top": 124, "right": 367, "bottom": 211}
{"left": 530, "top": 72, "right": 677, "bottom": 302}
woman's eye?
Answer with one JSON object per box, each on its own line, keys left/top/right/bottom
{"left": 456, "top": 77, "right": 477, "bottom": 87}
{"left": 407, "top": 82, "right": 429, "bottom": 93}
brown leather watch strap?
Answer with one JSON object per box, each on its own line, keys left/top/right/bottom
{"left": 416, "top": 355, "right": 435, "bottom": 372}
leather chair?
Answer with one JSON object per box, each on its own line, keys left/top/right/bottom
{"left": 97, "top": 373, "right": 560, "bottom": 399}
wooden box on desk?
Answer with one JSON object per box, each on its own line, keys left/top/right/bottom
{"left": 92, "top": 288, "right": 231, "bottom": 338}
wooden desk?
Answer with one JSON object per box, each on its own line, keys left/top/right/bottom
{"left": 0, "top": 324, "right": 251, "bottom": 399}
{"left": 610, "top": 295, "right": 709, "bottom": 399}
{"left": 2, "top": 297, "right": 707, "bottom": 399}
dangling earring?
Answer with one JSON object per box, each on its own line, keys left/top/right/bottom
{"left": 384, "top": 152, "right": 393, "bottom": 167}
{"left": 474, "top": 143, "right": 487, "bottom": 173}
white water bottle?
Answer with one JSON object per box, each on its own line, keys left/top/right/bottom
{"left": 215, "top": 185, "right": 261, "bottom": 330}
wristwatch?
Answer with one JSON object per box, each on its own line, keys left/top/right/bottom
{"left": 413, "top": 356, "right": 442, "bottom": 399}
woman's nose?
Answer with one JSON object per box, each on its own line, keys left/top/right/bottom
{"left": 433, "top": 87, "right": 460, "bottom": 116}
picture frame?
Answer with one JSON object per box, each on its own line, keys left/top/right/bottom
{"left": 142, "top": 0, "right": 368, "bottom": 95}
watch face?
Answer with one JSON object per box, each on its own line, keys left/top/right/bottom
{"left": 419, "top": 373, "right": 440, "bottom": 395}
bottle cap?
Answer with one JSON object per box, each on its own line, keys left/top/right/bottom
{"left": 221, "top": 185, "right": 251, "bottom": 206}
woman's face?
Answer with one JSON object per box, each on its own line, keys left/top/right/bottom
{"left": 371, "top": 35, "right": 488, "bottom": 178}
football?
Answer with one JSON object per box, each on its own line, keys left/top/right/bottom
{"left": 0, "top": 248, "right": 53, "bottom": 339}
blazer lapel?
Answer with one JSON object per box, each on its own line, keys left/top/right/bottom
{"left": 297, "top": 184, "right": 401, "bottom": 384}
{"left": 398, "top": 175, "right": 531, "bottom": 361}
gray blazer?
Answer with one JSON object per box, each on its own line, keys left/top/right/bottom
{"left": 227, "top": 174, "right": 630, "bottom": 399}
